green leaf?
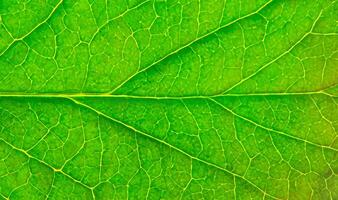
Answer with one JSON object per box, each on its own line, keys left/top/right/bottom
{"left": 0, "top": 0, "right": 337, "bottom": 199}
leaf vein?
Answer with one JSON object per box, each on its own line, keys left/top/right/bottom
{"left": 108, "top": 0, "right": 274, "bottom": 94}
{"left": 209, "top": 98, "right": 338, "bottom": 152}
{"left": 69, "top": 97, "right": 280, "bottom": 200}
{"left": 0, "top": 0, "right": 64, "bottom": 57}
{"left": 0, "top": 138, "right": 94, "bottom": 192}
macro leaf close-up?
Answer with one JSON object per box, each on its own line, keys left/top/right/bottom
{"left": 0, "top": 0, "right": 337, "bottom": 199}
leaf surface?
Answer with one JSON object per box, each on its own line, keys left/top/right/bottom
{"left": 0, "top": 0, "right": 337, "bottom": 199}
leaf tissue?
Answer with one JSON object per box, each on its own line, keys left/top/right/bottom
{"left": 0, "top": 0, "right": 337, "bottom": 199}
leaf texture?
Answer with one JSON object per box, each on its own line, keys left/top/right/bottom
{"left": 0, "top": 0, "right": 337, "bottom": 199}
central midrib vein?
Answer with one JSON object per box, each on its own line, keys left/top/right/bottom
{"left": 0, "top": 91, "right": 334, "bottom": 99}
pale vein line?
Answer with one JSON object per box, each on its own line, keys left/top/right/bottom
{"left": 0, "top": 193, "right": 8, "bottom": 200}
{"left": 0, "top": 90, "right": 335, "bottom": 99}
{"left": 68, "top": 97, "right": 279, "bottom": 200}
{"left": 209, "top": 98, "right": 338, "bottom": 152}
{"left": 88, "top": 0, "right": 150, "bottom": 44}
{"left": 223, "top": 9, "right": 324, "bottom": 94}
{"left": 0, "top": 0, "right": 64, "bottom": 57}
{"left": 0, "top": 139, "right": 94, "bottom": 192}
{"left": 108, "top": 0, "right": 274, "bottom": 94}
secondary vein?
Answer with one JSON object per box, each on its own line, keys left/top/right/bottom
{"left": 67, "top": 97, "right": 282, "bottom": 200}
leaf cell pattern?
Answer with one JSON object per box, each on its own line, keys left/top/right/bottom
{"left": 0, "top": 0, "right": 337, "bottom": 199}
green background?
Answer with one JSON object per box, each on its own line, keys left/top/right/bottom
{"left": 0, "top": 0, "right": 337, "bottom": 199}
